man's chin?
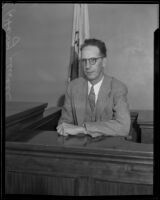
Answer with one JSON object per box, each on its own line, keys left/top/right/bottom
{"left": 86, "top": 77, "right": 95, "bottom": 82}
{"left": 85, "top": 74, "right": 95, "bottom": 80}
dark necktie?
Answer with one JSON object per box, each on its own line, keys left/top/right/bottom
{"left": 88, "top": 84, "right": 95, "bottom": 112}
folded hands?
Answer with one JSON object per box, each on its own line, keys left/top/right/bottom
{"left": 56, "top": 122, "right": 103, "bottom": 138}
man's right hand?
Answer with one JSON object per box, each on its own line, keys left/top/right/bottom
{"left": 56, "top": 122, "right": 87, "bottom": 136}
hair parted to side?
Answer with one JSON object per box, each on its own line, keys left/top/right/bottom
{"left": 80, "top": 38, "right": 107, "bottom": 57}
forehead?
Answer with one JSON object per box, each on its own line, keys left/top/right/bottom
{"left": 81, "top": 45, "right": 100, "bottom": 58}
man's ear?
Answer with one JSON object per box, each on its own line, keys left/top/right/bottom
{"left": 102, "top": 57, "right": 107, "bottom": 68}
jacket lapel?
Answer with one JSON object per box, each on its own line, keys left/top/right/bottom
{"left": 74, "top": 79, "right": 88, "bottom": 125}
{"left": 95, "top": 75, "right": 112, "bottom": 120}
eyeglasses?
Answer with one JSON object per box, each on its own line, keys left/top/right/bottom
{"left": 81, "top": 56, "right": 104, "bottom": 66}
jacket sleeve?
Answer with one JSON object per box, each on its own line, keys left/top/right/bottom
{"left": 85, "top": 82, "right": 131, "bottom": 137}
{"left": 58, "top": 83, "right": 75, "bottom": 125}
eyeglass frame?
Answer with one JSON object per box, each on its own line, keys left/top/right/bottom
{"left": 81, "top": 56, "right": 104, "bottom": 66}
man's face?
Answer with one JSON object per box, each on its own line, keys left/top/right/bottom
{"left": 81, "top": 45, "right": 105, "bottom": 84}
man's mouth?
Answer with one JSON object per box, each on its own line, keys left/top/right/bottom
{"left": 86, "top": 71, "right": 93, "bottom": 74}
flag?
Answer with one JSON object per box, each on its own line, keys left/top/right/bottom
{"left": 68, "top": 4, "right": 90, "bottom": 81}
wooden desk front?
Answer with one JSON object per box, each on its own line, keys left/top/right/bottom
{"left": 5, "top": 130, "right": 153, "bottom": 196}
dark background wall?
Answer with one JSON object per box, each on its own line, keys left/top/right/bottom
{"left": 2, "top": 3, "right": 158, "bottom": 110}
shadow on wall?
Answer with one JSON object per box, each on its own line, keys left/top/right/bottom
{"left": 57, "top": 94, "right": 65, "bottom": 107}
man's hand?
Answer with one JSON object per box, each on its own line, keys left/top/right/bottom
{"left": 84, "top": 122, "right": 103, "bottom": 138}
{"left": 56, "top": 122, "right": 87, "bottom": 136}
{"left": 87, "top": 131, "right": 103, "bottom": 138}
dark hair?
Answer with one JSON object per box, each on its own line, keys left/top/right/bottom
{"left": 80, "top": 38, "right": 107, "bottom": 57}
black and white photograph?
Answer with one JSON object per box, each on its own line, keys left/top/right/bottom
{"left": 1, "top": 2, "right": 159, "bottom": 197}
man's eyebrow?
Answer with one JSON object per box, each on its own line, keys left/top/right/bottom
{"left": 82, "top": 57, "right": 96, "bottom": 59}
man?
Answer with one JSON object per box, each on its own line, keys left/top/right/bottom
{"left": 57, "top": 38, "right": 131, "bottom": 138}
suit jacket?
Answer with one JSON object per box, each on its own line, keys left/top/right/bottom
{"left": 58, "top": 74, "right": 131, "bottom": 136}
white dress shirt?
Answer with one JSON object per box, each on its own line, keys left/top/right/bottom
{"left": 88, "top": 76, "right": 104, "bottom": 103}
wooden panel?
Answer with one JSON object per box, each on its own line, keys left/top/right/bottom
{"left": 137, "top": 110, "right": 153, "bottom": 144}
{"left": 32, "top": 107, "right": 61, "bottom": 131}
{"left": 5, "top": 170, "right": 153, "bottom": 196}
{"left": 6, "top": 101, "right": 48, "bottom": 125}
{"left": 5, "top": 133, "right": 153, "bottom": 195}
{"left": 137, "top": 110, "right": 153, "bottom": 125}
{"left": 95, "top": 179, "right": 152, "bottom": 195}
{"left": 6, "top": 171, "right": 76, "bottom": 195}
{"left": 141, "top": 128, "right": 153, "bottom": 144}
{"left": 6, "top": 101, "right": 48, "bottom": 140}
{"left": 76, "top": 177, "right": 95, "bottom": 196}
{"left": 5, "top": 152, "right": 153, "bottom": 185}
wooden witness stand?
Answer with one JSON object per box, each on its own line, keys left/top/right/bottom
{"left": 5, "top": 101, "right": 153, "bottom": 196}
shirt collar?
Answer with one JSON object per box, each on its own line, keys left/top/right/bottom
{"left": 88, "top": 76, "right": 104, "bottom": 94}
{"left": 88, "top": 76, "right": 104, "bottom": 88}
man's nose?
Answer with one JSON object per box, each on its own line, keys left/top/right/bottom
{"left": 85, "top": 61, "right": 91, "bottom": 69}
